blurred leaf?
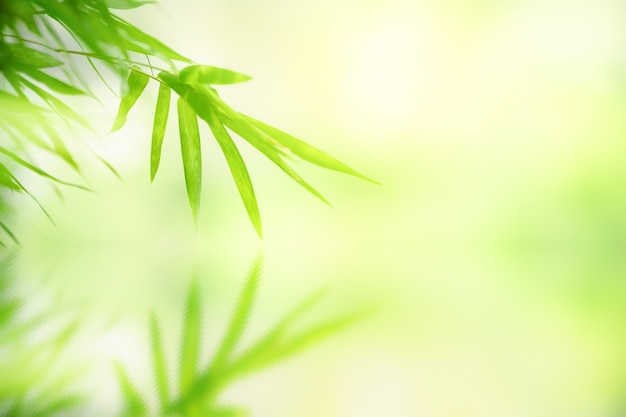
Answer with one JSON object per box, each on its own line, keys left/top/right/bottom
{"left": 107, "top": 0, "right": 157, "bottom": 9}
{"left": 179, "top": 65, "right": 252, "bottom": 85}
{"left": 114, "top": 362, "right": 147, "bottom": 417}
{"left": 18, "top": 67, "right": 85, "bottom": 96}
{"left": 3, "top": 43, "right": 62, "bottom": 68}
{"left": 150, "top": 83, "right": 171, "bottom": 182}
{"left": 177, "top": 98, "right": 202, "bottom": 225}
{"left": 206, "top": 106, "right": 262, "bottom": 238}
{"left": 241, "top": 114, "right": 379, "bottom": 184}
{"left": 211, "top": 256, "right": 262, "bottom": 371}
{"left": 111, "top": 69, "right": 150, "bottom": 132}
{"left": 179, "top": 278, "right": 202, "bottom": 394}
{"left": 149, "top": 314, "right": 170, "bottom": 410}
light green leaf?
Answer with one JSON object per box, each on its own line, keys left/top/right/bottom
{"left": 19, "top": 67, "right": 85, "bottom": 95}
{"left": 211, "top": 256, "right": 262, "bottom": 371}
{"left": 177, "top": 98, "right": 202, "bottom": 224}
{"left": 180, "top": 278, "right": 202, "bottom": 394}
{"left": 111, "top": 69, "right": 150, "bottom": 132}
{"left": 241, "top": 114, "right": 379, "bottom": 184}
{"left": 107, "top": 0, "right": 156, "bottom": 9}
{"left": 179, "top": 65, "right": 252, "bottom": 85}
{"left": 149, "top": 314, "right": 170, "bottom": 409}
{"left": 4, "top": 43, "right": 62, "bottom": 68}
{"left": 206, "top": 107, "right": 262, "bottom": 238}
{"left": 114, "top": 362, "right": 148, "bottom": 417}
{"left": 150, "top": 83, "right": 171, "bottom": 182}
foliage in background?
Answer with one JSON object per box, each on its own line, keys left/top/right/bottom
{"left": 0, "top": 0, "right": 375, "bottom": 239}
{"left": 116, "top": 257, "right": 368, "bottom": 417}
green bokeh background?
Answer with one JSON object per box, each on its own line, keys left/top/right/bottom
{"left": 9, "top": 0, "right": 626, "bottom": 415}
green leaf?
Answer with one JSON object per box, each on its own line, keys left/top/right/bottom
{"left": 111, "top": 69, "right": 150, "bottom": 132}
{"left": 19, "top": 67, "right": 85, "bottom": 95}
{"left": 211, "top": 256, "right": 262, "bottom": 371}
{"left": 179, "top": 65, "right": 252, "bottom": 85}
{"left": 206, "top": 107, "right": 262, "bottom": 238}
{"left": 241, "top": 114, "right": 379, "bottom": 184}
{"left": 114, "top": 362, "right": 148, "bottom": 417}
{"left": 149, "top": 314, "right": 170, "bottom": 409}
{"left": 4, "top": 43, "right": 63, "bottom": 68}
{"left": 0, "top": 146, "right": 88, "bottom": 191}
{"left": 150, "top": 83, "right": 171, "bottom": 182}
{"left": 177, "top": 98, "right": 202, "bottom": 225}
{"left": 179, "top": 278, "right": 202, "bottom": 394}
{"left": 107, "top": 0, "right": 156, "bottom": 9}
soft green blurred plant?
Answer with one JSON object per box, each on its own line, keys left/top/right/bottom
{"left": 0, "top": 0, "right": 374, "bottom": 238}
{"left": 115, "top": 256, "right": 368, "bottom": 417}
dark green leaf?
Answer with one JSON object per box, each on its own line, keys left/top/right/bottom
{"left": 179, "top": 65, "right": 252, "bottom": 85}
{"left": 150, "top": 83, "right": 171, "bottom": 182}
{"left": 206, "top": 106, "right": 262, "bottom": 237}
{"left": 111, "top": 69, "right": 150, "bottom": 132}
{"left": 177, "top": 98, "right": 202, "bottom": 224}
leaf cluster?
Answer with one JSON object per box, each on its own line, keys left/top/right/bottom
{"left": 115, "top": 256, "right": 368, "bottom": 417}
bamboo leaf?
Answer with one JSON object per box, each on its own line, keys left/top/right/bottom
{"left": 18, "top": 67, "right": 85, "bottom": 95}
{"left": 4, "top": 43, "right": 62, "bottom": 68}
{"left": 114, "top": 362, "right": 148, "bottom": 417}
{"left": 150, "top": 83, "right": 171, "bottom": 182}
{"left": 211, "top": 256, "right": 262, "bottom": 371}
{"left": 241, "top": 114, "right": 379, "bottom": 184}
{"left": 206, "top": 107, "right": 262, "bottom": 238}
{"left": 111, "top": 69, "right": 150, "bottom": 132}
{"left": 0, "top": 146, "right": 88, "bottom": 190}
{"left": 179, "top": 278, "right": 202, "bottom": 394}
{"left": 149, "top": 314, "right": 170, "bottom": 409}
{"left": 179, "top": 65, "right": 252, "bottom": 85}
{"left": 177, "top": 98, "right": 202, "bottom": 225}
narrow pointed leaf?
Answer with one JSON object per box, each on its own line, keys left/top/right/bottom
{"left": 206, "top": 107, "right": 262, "bottom": 237}
{"left": 150, "top": 83, "right": 171, "bottom": 181}
{"left": 177, "top": 98, "right": 202, "bottom": 224}
{"left": 212, "top": 256, "right": 263, "bottom": 371}
{"left": 19, "top": 67, "right": 85, "bottom": 95}
{"left": 0, "top": 146, "right": 88, "bottom": 190}
{"left": 179, "top": 65, "right": 252, "bottom": 85}
{"left": 180, "top": 278, "right": 202, "bottom": 393}
{"left": 111, "top": 69, "right": 150, "bottom": 132}
{"left": 5, "top": 43, "right": 63, "bottom": 68}
{"left": 150, "top": 314, "right": 170, "bottom": 409}
{"left": 241, "top": 114, "right": 379, "bottom": 183}
{"left": 114, "top": 362, "right": 148, "bottom": 417}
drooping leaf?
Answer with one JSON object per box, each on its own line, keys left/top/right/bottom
{"left": 150, "top": 83, "right": 171, "bottom": 182}
{"left": 149, "top": 314, "right": 170, "bottom": 409}
{"left": 18, "top": 67, "right": 85, "bottom": 95}
{"left": 179, "top": 65, "right": 252, "bottom": 85}
{"left": 205, "top": 106, "right": 262, "bottom": 238}
{"left": 114, "top": 362, "right": 148, "bottom": 417}
{"left": 179, "top": 278, "right": 202, "bottom": 394}
{"left": 241, "top": 114, "right": 379, "bottom": 183}
{"left": 107, "top": 0, "right": 157, "bottom": 9}
{"left": 0, "top": 146, "right": 88, "bottom": 190}
{"left": 211, "top": 256, "right": 262, "bottom": 371}
{"left": 111, "top": 69, "right": 150, "bottom": 132}
{"left": 3, "top": 43, "right": 62, "bottom": 68}
{"left": 177, "top": 98, "right": 202, "bottom": 224}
